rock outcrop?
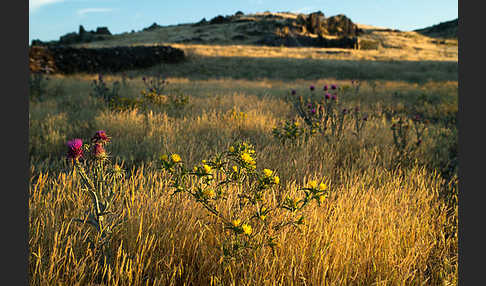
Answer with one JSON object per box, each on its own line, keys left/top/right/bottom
{"left": 58, "top": 25, "right": 113, "bottom": 45}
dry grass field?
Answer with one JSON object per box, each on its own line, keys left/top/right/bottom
{"left": 29, "top": 13, "right": 458, "bottom": 285}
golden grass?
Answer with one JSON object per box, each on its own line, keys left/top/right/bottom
{"left": 29, "top": 164, "right": 457, "bottom": 285}
{"left": 29, "top": 74, "right": 457, "bottom": 285}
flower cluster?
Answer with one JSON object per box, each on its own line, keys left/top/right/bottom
{"left": 66, "top": 138, "right": 83, "bottom": 162}
{"left": 160, "top": 141, "right": 321, "bottom": 258}
{"left": 65, "top": 131, "right": 125, "bottom": 267}
{"left": 272, "top": 120, "right": 305, "bottom": 144}
{"left": 283, "top": 179, "right": 330, "bottom": 213}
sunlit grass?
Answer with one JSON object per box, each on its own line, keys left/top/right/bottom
{"left": 29, "top": 74, "right": 457, "bottom": 285}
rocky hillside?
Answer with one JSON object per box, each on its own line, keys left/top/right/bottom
{"left": 415, "top": 19, "right": 458, "bottom": 39}
{"left": 29, "top": 11, "right": 458, "bottom": 73}
{"left": 33, "top": 11, "right": 363, "bottom": 49}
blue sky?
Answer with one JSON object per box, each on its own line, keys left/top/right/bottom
{"left": 29, "top": 0, "right": 458, "bottom": 43}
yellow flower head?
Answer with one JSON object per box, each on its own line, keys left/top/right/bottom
{"left": 113, "top": 164, "right": 122, "bottom": 173}
{"left": 171, "top": 153, "right": 181, "bottom": 163}
{"left": 203, "top": 164, "right": 212, "bottom": 174}
{"left": 294, "top": 122, "right": 299, "bottom": 127}
{"left": 273, "top": 176, "right": 280, "bottom": 184}
{"left": 319, "top": 182, "right": 327, "bottom": 191}
{"left": 202, "top": 160, "right": 207, "bottom": 163}
{"left": 242, "top": 224, "right": 252, "bottom": 235}
{"left": 202, "top": 188, "right": 216, "bottom": 199}
{"left": 319, "top": 194, "right": 326, "bottom": 204}
{"left": 193, "top": 166, "right": 198, "bottom": 172}
{"left": 229, "top": 146, "right": 235, "bottom": 153}
{"left": 241, "top": 152, "right": 255, "bottom": 165}
{"left": 263, "top": 169, "right": 273, "bottom": 177}
{"left": 232, "top": 166, "right": 238, "bottom": 172}
{"left": 309, "top": 180, "right": 318, "bottom": 189}
{"left": 161, "top": 154, "right": 168, "bottom": 161}
{"left": 232, "top": 219, "right": 241, "bottom": 227}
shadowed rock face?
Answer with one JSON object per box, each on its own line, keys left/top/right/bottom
{"left": 29, "top": 45, "right": 185, "bottom": 74}
{"left": 256, "top": 34, "right": 359, "bottom": 49}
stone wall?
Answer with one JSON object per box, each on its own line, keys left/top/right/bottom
{"left": 29, "top": 45, "right": 185, "bottom": 74}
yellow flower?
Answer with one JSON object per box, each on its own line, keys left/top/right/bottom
{"left": 232, "top": 166, "right": 238, "bottom": 172}
{"left": 309, "top": 180, "right": 318, "bottom": 189}
{"left": 319, "top": 194, "right": 326, "bottom": 203}
{"left": 193, "top": 166, "right": 198, "bottom": 172}
{"left": 319, "top": 182, "right": 327, "bottom": 191}
{"left": 263, "top": 169, "right": 273, "bottom": 177}
{"left": 202, "top": 160, "right": 207, "bottom": 163}
{"left": 161, "top": 154, "right": 168, "bottom": 161}
{"left": 273, "top": 176, "right": 280, "bottom": 184}
{"left": 113, "top": 164, "right": 122, "bottom": 173}
{"left": 294, "top": 122, "right": 299, "bottom": 127}
{"left": 232, "top": 219, "right": 241, "bottom": 227}
{"left": 242, "top": 224, "right": 252, "bottom": 235}
{"left": 202, "top": 188, "right": 216, "bottom": 199}
{"left": 241, "top": 152, "right": 255, "bottom": 165}
{"left": 171, "top": 153, "right": 181, "bottom": 163}
{"left": 260, "top": 215, "right": 266, "bottom": 220}
{"left": 229, "top": 146, "right": 235, "bottom": 153}
{"left": 203, "top": 164, "right": 212, "bottom": 174}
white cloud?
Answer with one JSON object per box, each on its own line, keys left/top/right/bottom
{"left": 77, "top": 8, "right": 113, "bottom": 16}
{"left": 292, "top": 7, "right": 318, "bottom": 14}
{"left": 29, "top": 0, "right": 65, "bottom": 13}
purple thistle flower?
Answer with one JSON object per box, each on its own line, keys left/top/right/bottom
{"left": 67, "top": 139, "right": 83, "bottom": 161}
{"left": 331, "top": 84, "right": 337, "bottom": 90}
{"left": 331, "top": 95, "right": 337, "bottom": 101}
{"left": 325, "top": 93, "right": 331, "bottom": 100}
{"left": 310, "top": 85, "right": 315, "bottom": 91}
{"left": 323, "top": 85, "right": 328, "bottom": 91}
{"left": 307, "top": 103, "right": 313, "bottom": 108}
{"left": 311, "top": 108, "right": 316, "bottom": 114}
{"left": 342, "top": 108, "right": 347, "bottom": 114}
{"left": 142, "top": 76, "right": 146, "bottom": 82}
{"left": 291, "top": 89, "right": 296, "bottom": 95}
{"left": 92, "top": 130, "right": 110, "bottom": 144}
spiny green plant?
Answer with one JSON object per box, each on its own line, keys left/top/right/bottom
{"left": 160, "top": 141, "right": 330, "bottom": 259}
{"left": 66, "top": 130, "right": 125, "bottom": 267}
{"left": 275, "top": 83, "right": 368, "bottom": 144}
{"left": 389, "top": 113, "right": 427, "bottom": 163}
{"left": 141, "top": 74, "right": 188, "bottom": 113}
{"left": 351, "top": 106, "right": 368, "bottom": 139}
{"left": 90, "top": 74, "right": 121, "bottom": 108}
{"left": 272, "top": 119, "right": 305, "bottom": 144}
